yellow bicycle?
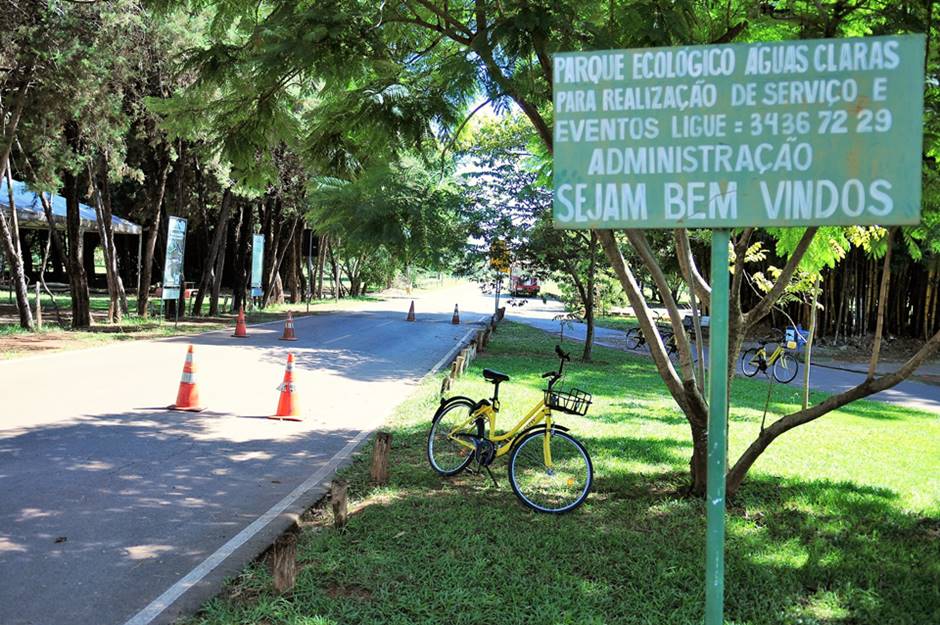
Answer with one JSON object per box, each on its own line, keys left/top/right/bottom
{"left": 427, "top": 345, "right": 593, "bottom": 513}
{"left": 741, "top": 335, "right": 800, "bottom": 383}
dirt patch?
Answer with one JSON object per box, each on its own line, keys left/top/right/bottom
{"left": 0, "top": 332, "right": 77, "bottom": 356}
{"left": 806, "top": 335, "right": 930, "bottom": 364}
{"left": 324, "top": 583, "right": 372, "bottom": 600}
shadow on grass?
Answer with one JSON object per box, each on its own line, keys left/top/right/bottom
{"left": 189, "top": 419, "right": 939, "bottom": 625}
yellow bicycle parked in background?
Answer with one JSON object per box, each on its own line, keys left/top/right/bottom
{"left": 741, "top": 334, "right": 800, "bottom": 383}
{"left": 427, "top": 345, "right": 593, "bottom": 513}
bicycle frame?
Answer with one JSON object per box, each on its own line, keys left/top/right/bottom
{"left": 447, "top": 399, "right": 555, "bottom": 462}
{"left": 753, "top": 344, "right": 785, "bottom": 366}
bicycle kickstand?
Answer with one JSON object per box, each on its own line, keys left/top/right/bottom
{"left": 483, "top": 464, "right": 499, "bottom": 488}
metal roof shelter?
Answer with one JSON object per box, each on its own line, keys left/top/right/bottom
{"left": 0, "top": 178, "right": 146, "bottom": 297}
{"left": 0, "top": 178, "right": 142, "bottom": 235}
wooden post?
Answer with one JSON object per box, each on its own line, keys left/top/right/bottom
{"left": 450, "top": 361, "right": 459, "bottom": 379}
{"left": 454, "top": 355, "right": 465, "bottom": 377}
{"left": 440, "top": 375, "right": 451, "bottom": 395}
{"left": 269, "top": 530, "right": 298, "bottom": 593}
{"left": 331, "top": 479, "right": 348, "bottom": 529}
{"left": 475, "top": 330, "right": 485, "bottom": 352}
{"left": 370, "top": 431, "right": 392, "bottom": 485}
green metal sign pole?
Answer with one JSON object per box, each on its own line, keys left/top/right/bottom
{"left": 705, "top": 229, "right": 730, "bottom": 624}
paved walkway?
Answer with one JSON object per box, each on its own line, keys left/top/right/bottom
{"left": 0, "top": 285, "right": 493, "bottom": 625}
{"left": 503, "top": 297, "right": 940, "bottom": 414}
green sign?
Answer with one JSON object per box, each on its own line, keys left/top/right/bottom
{"left": 161, "top": 216, "right": 187, "bottom": 300}
{"left": 251, "top": 234, "right": 265, "bottom": 297}
{"left": 553, "top": 35, "right": 925, "bottom": 229}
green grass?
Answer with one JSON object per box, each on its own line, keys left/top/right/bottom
{"left": 190, "top": 322, "right": 938, "bottom": 625}
{"left": 595, "top": 314, "right": 640, "bottom": 332}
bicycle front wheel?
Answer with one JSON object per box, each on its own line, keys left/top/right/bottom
{"left": 741, "top": 348, "right": 761, "bottom": 377}
{"left": 508, "top": 430, "right": 593, "bottom": 513}
{"left": 624, "top": 328, "right": 641, "bottom": 350}
{"left": 427, "top": 398, "right": 480, "bottom": 476}
{"left": 773, "top": 352, "right": 800, "bottom": 384}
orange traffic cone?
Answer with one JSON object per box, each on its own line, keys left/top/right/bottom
{"left": 270, "top": 353, "right": 300, "bottom": 421}
{"left": 279, "top": 312, "right": 298, "bottom": 341}
{"left": 406, "top": 300, "right": 416, "bottom": 322}
{"left": 169, "top": 345, "right": 205, "bottom": 412}
{"left": 232, "top": 305, "right": 248, "bottom": 338}
{"left": 451, "top": 304, "right": 460, "bottom": 325}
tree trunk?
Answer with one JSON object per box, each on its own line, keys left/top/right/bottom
{"left": 689, "top": 420, "right": 708, "bottom": 496}
{"left": 868, "top": 228, "right": 895, "bottom": 379}
{"left": 193, "top": 189, "right": 232, "bottom": 316}
{"left": 315, "top": 234, "right": 326, "bottom": 299}
{"left": 208, "top": 216, "right": 228, "bottom": 317}
{"left": 232, "top": 202, "right": 255, "bottom": 313}
{"left": 63, "top": 123, "right": 92, "bottom": 328}
{"left": 288, "top": 230, "right": 301, "bottom": 303}
{"left": 137, "top": 151, "right": 171, "bottom": 317}
{"left": 581, "top": 232, "right": 599, "bottom": 362}
{"left": 0, "top": 160, "right": 33, "bottom": 329}
{"left": 89, "top": 157, "right": 125, "bottom": 322}
{"left": 803, "top": 276, "right": 820, "bottom": 410}
{"left": 263, "top": 213, "right": 298, "bottom": 308}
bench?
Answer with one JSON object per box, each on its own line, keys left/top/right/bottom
{"left": 683, "top": 314, "right": 711, "bottom": 335}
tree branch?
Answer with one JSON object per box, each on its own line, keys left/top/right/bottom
{"left": 625, "top": 229, "right": 699, "bottom": 388}
{"left": 411, "top": 0, "right": 474, "bottom": 38}
{"left": 711, "top": 20, "right": 748, "bottom": 44}
{"left": 727, "top": 326, "right": 940, "bottom": 493}
{"left": 596, "top": 229, "right": 703, "bottom": 422}
{"left": 469, "top": 0, "right": 553, "bottom": 151}
{"left": 730, "top": 227, "right": 754, "bottom": 307}
{"left": 743, "top": 227, "right": 817, "bottom": 330}
{"left": 674, "top": 229, "right": 710, "bottom": 306}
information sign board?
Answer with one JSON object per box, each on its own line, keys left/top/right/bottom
{"left": 250, "top": 234, "right": 265, "bottom": 297}
{"left": 553, "top": 35, "right": 924, "bottom": 229}
{"left": 161, "top": 216, "right": 187, "bottom": 300}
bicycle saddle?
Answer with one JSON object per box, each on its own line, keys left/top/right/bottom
{"left": 482, "top": 368, "right": 510, "bottom": 383}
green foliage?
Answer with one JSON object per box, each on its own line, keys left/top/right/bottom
{"left": 557, "top": 269, "right": 625, "bottom": 316}
{"left": 309, "top": 155, "right": 466, "bottom": 272}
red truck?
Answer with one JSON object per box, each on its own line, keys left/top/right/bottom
{"left": 510, "top": 274, "right": 540, "bottom": 297}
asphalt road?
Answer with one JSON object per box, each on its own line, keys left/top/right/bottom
{"left": 0, "top": 287, "right": 491, "bottom": 625}
{"left": 504, "top": 298, "right": 940, "bottom": 414}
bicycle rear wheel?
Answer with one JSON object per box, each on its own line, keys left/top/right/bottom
{"left": 741, "top": 348, "right": 762, "bottom": 377}
{"left": 427, "top": 398, "right": 480, "bottom": 476}
{"left": 508, "top": 429, "right": 592, "bottom": 513}
{"left": 773, "top": 352, "right": 800, "bottom": 383}
{"left": 625, "top": 328, "right": 641, "bottom": 350}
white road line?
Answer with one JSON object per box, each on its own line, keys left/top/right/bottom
{"left": 322, "top": 333, "right": 352, "bottom": 345}
{"left": 121, "top": 429, "right": 370, "bottom": 625}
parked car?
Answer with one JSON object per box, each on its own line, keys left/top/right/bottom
{"left": 511, "top": 275, "right": 540, "bottom": 297}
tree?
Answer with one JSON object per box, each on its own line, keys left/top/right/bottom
{"left": 308, "top": 155, "right": 466, "bottom": 291}
{"left": 2, "top": 1, "right": 190, "bottom": 326}
{"left": 154, "top": 0, "right": 940, "bottom": 496}
{"left": 459, "top": 115, "right": 615, "bottom": 360}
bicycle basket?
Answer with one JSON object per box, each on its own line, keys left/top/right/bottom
{"left": 545, "top": 387, "right": 592, "bottom": 416}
